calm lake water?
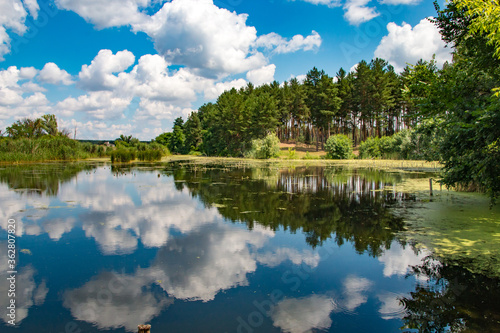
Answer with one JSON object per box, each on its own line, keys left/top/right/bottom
{"left": 0, "top": 161, "right": 499, "bottom": 333}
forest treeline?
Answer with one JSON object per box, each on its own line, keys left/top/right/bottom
{"left": 162, "top": 57, "right": 428, "bottom": 157}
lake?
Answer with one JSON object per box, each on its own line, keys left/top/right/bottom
{"left": 0, "top": 161, "right": 499, "bottom": 333}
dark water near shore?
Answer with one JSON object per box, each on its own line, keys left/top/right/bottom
{"left": 0, "top": 161, "right": 499, "bottom": 333}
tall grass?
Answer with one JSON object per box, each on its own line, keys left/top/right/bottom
{"left": 110, "top": 149, "right": 136, "bottom": 163}
{"left": 137, "top": 149, "right": 162, "bottom": 161}
{"left": 0, "top": 136, "right": 92, "bottom": 162}
{"left": 110, "top": 143, "right": 166, "bottom": 163}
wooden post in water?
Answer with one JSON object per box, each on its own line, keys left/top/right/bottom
{"left": 138, "top": 325, "right": 151, "bottom": 333}
{"left": 429, "top": 178, "right": 433, "bottom": 196}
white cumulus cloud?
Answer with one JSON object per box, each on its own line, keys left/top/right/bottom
{"left": 374, "top": 18, "right": 453, "bottom": 72}
{"left": 291, "top": 0, "right": 341, "bottom": 7}
{"left": 256, "top": 30, "right": 322, "bottom": 54}
{"left": 22, "top": 0, "right": 40, "bottom": 19}
{"left": 0, "top": 66, "right": 51, "bottom": 119}
{"left": 343, "top": 0, "right": 379, "bottom": 25}
{"left": 78, "top": 49, "right": 135, "bottom": 91}
{"left": 0, "top": 0, "right": 41, "bottom": 60}
{"left": 56, "top": 91, "right": 132, "bottom": 120}
{"left": 246, "top": 64, "right": 276, "bottom": 86}
{"left": 55, "top": 0, "right": 152, "bottom": 29}
{"left": 0, "top": 0, "right": 29, "bottom": 35}
{"left": 132, "top": 0, "right": 265, "bottom": 77}
{"left": 203, "top": 78, "right": 247, "bottom": 100}
{"left": 39, "top": 62, "right": 74, "bottom": 85}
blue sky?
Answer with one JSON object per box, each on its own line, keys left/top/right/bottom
{"left": 0, "top": 0, "right": 451, "bottom": 140}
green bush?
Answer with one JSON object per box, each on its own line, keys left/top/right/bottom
{"left": 359, "top": 136, "right": 398, "bottom": 159}
{"left": 245, "top": 133, "right": 281, "bottom": 159}
{"left": 287, "top": 148, "right": 297, "bottom": 160}
{"left": 110, "top": 149, "right": 136, "bottom": 163}
{"left": 325, "top": 135, "right": 353, "bottom": 159}
{"left": 379, "top": 136, "right": 397, "bottom": 157}
{"left": 359, "top": 137, "right": 381, "bottom": 159}
{"left": 392, "top": 129, "right": 415, "bottom": 160}
{"left": 358, "top": 121, "right": 444, "bottom": 161}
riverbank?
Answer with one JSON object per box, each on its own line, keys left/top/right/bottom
{"left": 0, "top": 154, "right": 443, "bottom": 171}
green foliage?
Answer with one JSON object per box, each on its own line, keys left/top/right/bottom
{"left": 304, "top": 67, "right": 341, "bottom": 142}
{"left": 324, "top": 135, "right": 353, "bottom": 159}
{"left": 183, "top": 112, "right": 203, "bottom": 152}
{"left": 401, "top": 59, "right": 439, "bottom": 120}
{"left": 155, "top": 132, "right": 172, "bottom": 146}
{"left": 137, "top": 142, "right": 167, "bottom": 161}
{"left": 286, "top": 147, "right": 297, "bottom": 160}
{"left": 115, "top": 134, "right": 140, "bottom": 148}
{"left": 201, "top": 84, "right": 279, "bottom": 157}
{"left": 455, "top": 0, "right": 500, "bottom": 59}
{"left": 79, "top": 142, "right": 110, "bottom": 157}
{"left": 137, "top": 149, "right": 162, "bottom": 161}
{"left": 110, "top": 149, "right": 136, "bottom": 163}
{"left": 245, "top": 133, "right": 281, "bottom": 159}
{"left": 359, "top": 137, "right": 382, "bottom": 159}
{"left": 302, "top": 151, "right": 319, "bottom": 160}
{"left": 188, "top": 150, "right": 203, "bottom": 156}
{"left": 0, "top": 136, "right": 90, "bottom": 162}
{"left": 6, "top": 114, "right": 67, "bottom": 139}
{"left": 168, "top": 117, "right": 186, "bottom": 154}
{"left": 359, "top": 136, "right": 398, "bottom": 159}
{"left": 428, "top": 1, "right": 500, "bottom": 203}
{"left": 112, "top": 141, "right": 166, "bottom": 162}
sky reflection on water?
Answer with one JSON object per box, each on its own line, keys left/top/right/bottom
{"left": 0, "top": 162, "right": 495, "bottom": 333}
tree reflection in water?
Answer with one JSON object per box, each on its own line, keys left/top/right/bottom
{"left": 402, "top": 256, "right": 500, "bottom": 333}
{"left": 0, "top": 162, "right": 98, "bottom": 196}
{"left": 165, "top": 163, "right": 416, "bottom": 254}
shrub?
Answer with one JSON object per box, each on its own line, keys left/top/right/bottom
{"left": 96, "top": 146, "right": 107, "bottom": 157}
{"left": 378, "top": 136, "right": 397, "bottom": 157}
{"left": 359, "top": 137, "right": 381, "bottom": 159}
{"left": 359, "top": 136, "right": 399, "bottom": 159}
{"left": 287, "top": 148, "right": 297, "bottom": 160}
{"left": 110, "top": 149, "right": 136, "bottom": 163}
{"left": 391, "top": 130, "right": 412, "bottom": 159}
{"left": 325, "top": 135, "right": 353, "bottom": 159}
{"left": 245, "top": 133, "right": 281, "bottom": 159}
